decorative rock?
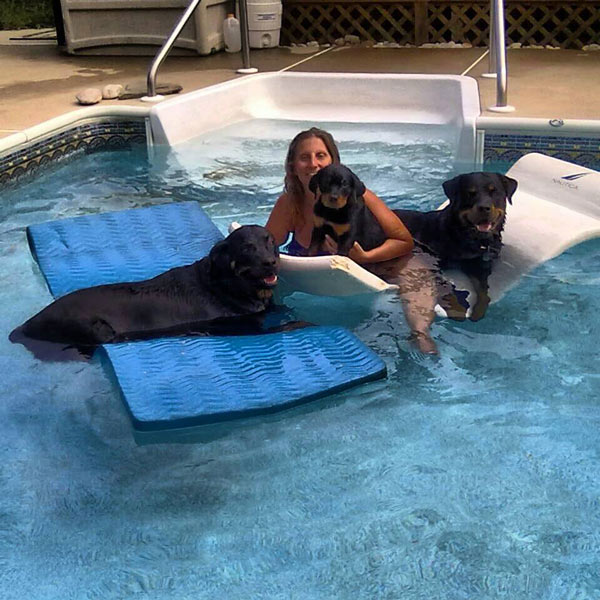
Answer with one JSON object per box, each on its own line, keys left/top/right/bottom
{"left": 289, "top": 43, "right": 321, "bottom": 55}
{"left": 334, "top": 37, "right": 345, "bottom": 47}
{"left": 344, "top": 34, "right": 360, "bottom": 45}
{"left": 102, "top": 84, "right": 124, "bottom": 100}
{"left": 76, "top": 88, "right": 102, "bottom": 105}
{"left": 419, "top": 41, "right": 474, "bottom": 49}
{"left": 119, "top": 82, "right": 183, "bottom": 100}
{"left": 583, "top": 43, "right": 600, "bottom": 51}
{"left": 307, "top": 40, "right": 320, "bottom": 48}
{"left": 509, "top": 42, "right": 522, "bottom": 49}
{"left": 374, "top": 41, "right": 401, "bottom": 48}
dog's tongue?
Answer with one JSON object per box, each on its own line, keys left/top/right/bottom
{"left": 263, "top": 274, "right": 278, "bottom": 286}
{"left": 477, "top": 222, "right": 493, "bottom": 233}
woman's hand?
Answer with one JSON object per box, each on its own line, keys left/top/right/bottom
{"left": 348, "top": 242, "right": 369, "bottom": 264}
{"left": 324, "top": 237, "right": 392, "bottom": 264}
{"left": 323, "top": 234, "right": 339, "bottom": 255}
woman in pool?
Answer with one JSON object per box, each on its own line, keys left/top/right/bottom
{"left": 265, "top": 127, "right": 440, "bottom": 355}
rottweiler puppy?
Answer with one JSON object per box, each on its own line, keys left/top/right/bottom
{"left": 394, "top": 172, "right": 518, "bottom": 321}
{"left": 10, "top": 225, "right": 282, "bottom": 360}
{"left": 307, "top": 164, "right": 386, "bottom": 257}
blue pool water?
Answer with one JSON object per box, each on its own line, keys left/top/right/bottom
{"left": 2, "top": 120, "right": 600, "bottom": 599}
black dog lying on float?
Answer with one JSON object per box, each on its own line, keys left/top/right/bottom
{"left": 394, "top": 172, "right": 518, "bottom": 321}
{"left": 10, "top": 225, "right": 284, "bottom": 361}
{"left": 307, "top": 164, "right": 386, "bottom": 256}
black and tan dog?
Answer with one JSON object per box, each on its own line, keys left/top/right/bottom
{"left": 10, "top": 225, "right": 281, "bottom": 360}
{"left": 307, "top": 164, "right": 386, "bottom": 256}
{"left": 394, "top": 172, "right": 518, "bottom": 321}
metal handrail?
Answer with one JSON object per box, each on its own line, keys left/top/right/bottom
{"left": 143, "top": 0, "right": 256, "bottom": 102}
{"left": 492, "top": 0, "right": 507, "bottom": 106}
{"left": 238, "top": 0, "right": 255, "bottom": 74}
{"left": 488, "top": 0, "right": 514, "bottom": 111}
{"left": 144, "top": 0, "right": 202, "bottom": 100}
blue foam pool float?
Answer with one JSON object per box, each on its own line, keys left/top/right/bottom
{"left": 27, "top": 201, "right": 224, "bottom": 297}
{"left": 26, "top": 202, "right": 387, "bottom": 433}
{"left": 104, "top": 326, "right": 386, "bottom": 431}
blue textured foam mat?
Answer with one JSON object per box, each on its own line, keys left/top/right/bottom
{"left": 27, "top": 201, "right": 223, "bottom": 297}
{"left": 104, "top": 326, "right": 386, "bottom": 431}
{"left": 27, "top": 202, "right": 386, "bottom": 432}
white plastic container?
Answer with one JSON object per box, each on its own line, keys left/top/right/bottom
{"left": 223, "top": 13, "right": 242, "bottom": 53}
{"left": 247, "top": 0, "right": 282, "bottom": 48}
{"left": 60, "top": 0, "right": 231, "bottom": 56}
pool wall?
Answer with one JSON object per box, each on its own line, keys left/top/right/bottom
{"left": 478, "top": 116, "right": 600, "bottom": 170}
{"left": 0, "top": 106, "right": 148, "bottom": 187}
{"left": 148, "top": 72, "right": 481, "bottom": 168}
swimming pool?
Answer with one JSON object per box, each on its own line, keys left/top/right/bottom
{"left": 3, "top": 120, "right": 600, "bottom": 599}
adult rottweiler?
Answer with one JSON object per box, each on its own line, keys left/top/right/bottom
{"left": 307, "top": 164, "right": 386, "bottom": 256}
{"left": 394, "top": 172, "right": 518, "bottom": 321}
{"left": 10, "top": 225, "right": 281, "bottom": 360}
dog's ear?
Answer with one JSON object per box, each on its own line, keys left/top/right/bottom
{"left": 349, "top": 169, "right": 366, "bottom": 197}
{"left": 442, "top": 174, "right": 463, "bottom": 205}
{"left": 308, "top": 172, "right": 320, "bottom": 194}
{"left": 499, "top": 174, "right": 518, "bottom": 204}
{"left": 208, "top": 238, "right": 234, "bottom": 278}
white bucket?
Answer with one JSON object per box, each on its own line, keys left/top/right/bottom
{"left": 246, "top": 0, "right": 282, "bottom": 48}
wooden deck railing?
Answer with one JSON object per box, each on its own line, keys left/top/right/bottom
{"left": 281, "top": 0, "right": 600, "bottom": 49}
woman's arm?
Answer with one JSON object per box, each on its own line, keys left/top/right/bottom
{"left": 265, "top": 194, "right": 294, "bottom": 246}
{"left": 348, "top": 189, "right": 414, "bottom": 264}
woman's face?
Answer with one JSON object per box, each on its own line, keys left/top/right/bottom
{"left": 292, "top": 136, "right": 333, "bottom": 194}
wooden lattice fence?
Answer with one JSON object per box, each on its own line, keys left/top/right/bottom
{"left": 281, "top": 0, "right": 600, "bottom": 48}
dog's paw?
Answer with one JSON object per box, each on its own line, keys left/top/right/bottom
{"left": 439, "top": 292, "right": 468, "bottom": 321}
{"left": 446, "top": 307, "right": 468, "bottom": 321}
{"left": 469, "top": 303, "right": 488, "bottom": 321}
{"left": 266, "top": 320, "right": 316, "bottom": 333}
{"left": 91, "top": 317, "right": 117, "bottom": 342}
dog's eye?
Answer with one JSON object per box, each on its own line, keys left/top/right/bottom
{"left": 488, "top": 185, "right": 496, "bottom": 193}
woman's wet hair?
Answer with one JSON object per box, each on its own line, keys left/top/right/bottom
{"left": 284, "top": 127, "right": 340, "bottom": 222}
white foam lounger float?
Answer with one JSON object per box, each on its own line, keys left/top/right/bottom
{"left": 231, "top": 153, "right": 600, "bottom": 311}
{"left": 483, "top": 152, "right": 600, "bottom": 303}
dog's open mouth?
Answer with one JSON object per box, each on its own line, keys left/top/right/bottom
{"left": 263, "top": 274, "right": 278, "bottom": 287}
{"left": 475, "top": 221, "right": 493, "bottom": 233}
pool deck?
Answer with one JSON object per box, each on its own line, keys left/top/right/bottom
{"left": 1, "top": 28, "right": 599, "bottom": 140}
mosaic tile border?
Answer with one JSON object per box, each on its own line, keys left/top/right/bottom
{"left": 483, "top": 131, "right": 600, "bottom": 170}
{"left": 0, "top": 119, "right": 147, "bottom": 188}
{"left": 3, "top": 120, "right": 600, "bottom": 189}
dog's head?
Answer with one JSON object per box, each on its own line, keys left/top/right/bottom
{"left": 208, "top": 225, "right": 279, "bottom": 300}
{"left": 443, "top": 172, "right": 518, "bottom": 234}
{"left": 308, "top": 164, "right": 366, "bottom": 210}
